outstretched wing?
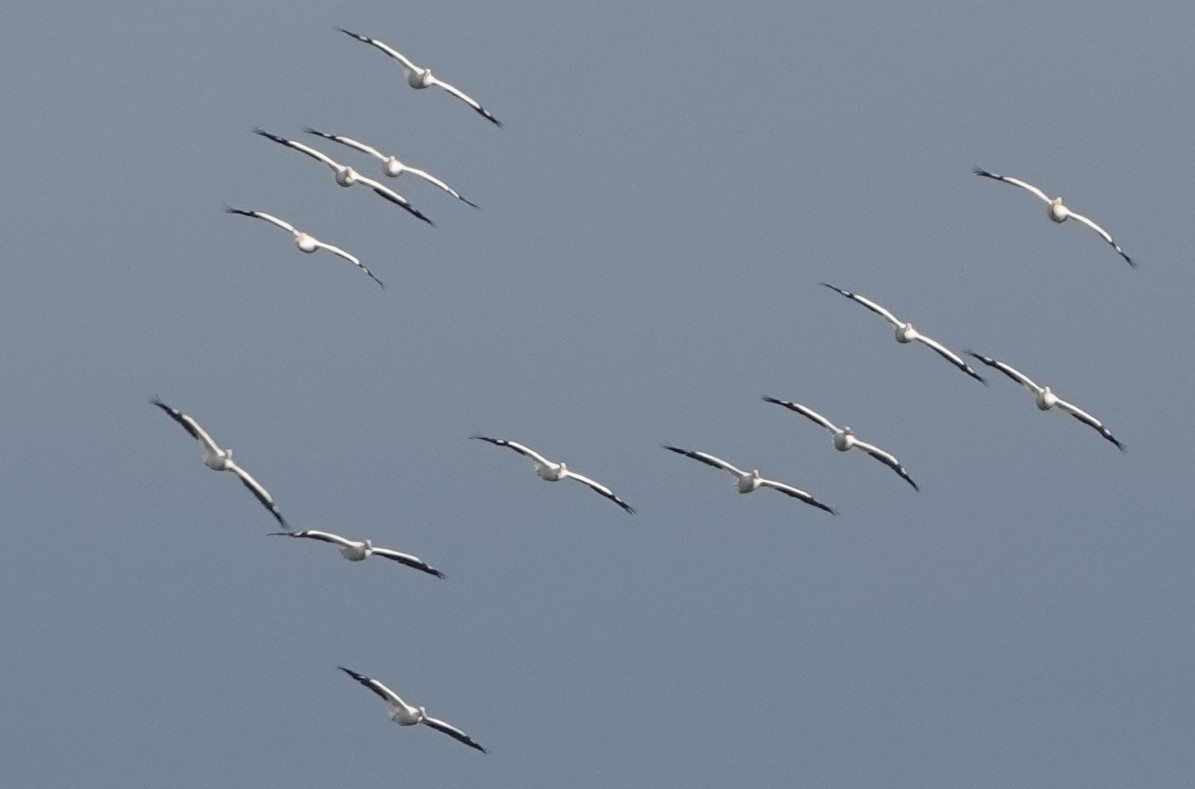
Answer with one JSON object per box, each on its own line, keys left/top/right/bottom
{"left": 272, "top": 529, "right": 355, "bottom": 547}
{"left": 151, "top": 398, "right": 222, "bottom": 456}
{"left": 355, "top": 174, "right": 434, "bottom": 226}
{"left": 404, "top": 166, "right": 479, "bottom": 208}
{"left": 312, "top": 240, "right": 384, "bottom": 289}
{"left": 661, "top": 445, "right": 746, "bottom": 478}
{"left": 1053, "top": 398, "right": 1126, "bottom": 452}
{"left": 370, "top": 547, "right": 446, "bottom": 579}
{"left": 756, "top": 478, "right": 837, "bottom": 515}
{"left": 225, "top": 207, "right": 297, "bottom": 235}
{"left": 303, "top": 127, "right": 387, "bottom": 161}
{"left": 471, "top": 435, "right": 555, "bottom": 467}
{"left": 1067, "top": 211, "right": 1135, "bottom": 267}
{"left": 421, "top": 714, "right": 488, "bottom": 753}
{"left": 254, "top": 128, "right": 341, "bottom": 172}
{"left": 972, "top": 167, "right": 1052, "bottom": 205}
{"left": 852, "top": 439, "right": 919, "bottom": 491}
{"left": 225, "top": 459, "right": 285, "bottom": 527}
{"left": 338, "top": 666, "right": 407, "bottom": 707}
{"left": 561, "top": 470, "right": 636, "bottom": 514}
{"left": 966, "top": 352, "right": 1040, "bottom": 393}
{"left": 428, "top": 75, "right": 502, "bottom": 127}
{"left": 761, "top": 396, "right": 839, "bottom": 433}
{"left": 338, "top": 28, "right": 419, "bottom": 73}
{"left": 912, "top": 334, "right": 986, "bottom": 384}
{"left": 821, "top": 283, "right": 903, "bottom": 328}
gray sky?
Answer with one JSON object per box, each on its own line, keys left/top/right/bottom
{"left": 2, "top": 1, "right": 1192, "bottom": 786}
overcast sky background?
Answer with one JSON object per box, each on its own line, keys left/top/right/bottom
{"left": 1, "top": 1, "right": 1192, "bottom": 786}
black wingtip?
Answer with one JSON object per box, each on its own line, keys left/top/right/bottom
{"left": 461, "top": 196, "right": 480, "bottom": 209}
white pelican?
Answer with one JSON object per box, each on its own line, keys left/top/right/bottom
{"left": 269, "top": 529, "right": 444, "bottom": 578}
{"left": 339, "top": 667, "right": 487, "bottom": 753}
{"left": 471, "top": 435, "right": 635, "bottom": 514}
{"left": 972, "top": 167, "right": 1134, "bottom": 267}
{"left": 822, "top": 283, "right": 986, "bottom": 384}
{"left": 966, "top": 352, "right": 1125, "bottom": 451}
{"left": 151, "top": 398, "right": 286, "bottom": 526}
{"left": 661, "top": 445, "right": 836, "bottom": 515}
{"left": 339, "top": 28, "right": 502, "bottom": 127}
{"left": 761, "top": 396, "right": 918, "bottom": 490}
{"left": 225, "top": 207, "right": 383, "bottom": 288}
{"left": 303, "top": 128, "right": 478, "bottom": 208}
{"left": 253, "top": 129, "right": 433, "bottom": 225}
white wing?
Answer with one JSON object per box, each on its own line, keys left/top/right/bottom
{"left": 355, "top": 174, "right": 434, "bottom": 225}
{"left": 338, "top": 28, "right": 420, "bottom": 73}
{"left": 225, "top": 459, "right": 286, "bottom": 526}
{"left": 403, "top": 166, "right": 479, "bottom": 207}
{"left": 966, "top": 352, "right": 1041, "bottom": 394}
{"left": 471, "top": 435, "right": 555, "bottom": 467}
{"left": 972, "top": 167, "right": 1052, "bottom": 204}
{"left": 1067, "top": 211, "right": 1135, "bottom": 267}
{"left": 274, "top": 529, "right": 357, "bottom": 548}
{"left": 761, "top": 396, "right": 840, "bottom": 433}
{"left": 255, "top": 129, "right": 342, "bottom": 173}
{"left": 756, "top": 477, "right": 837, "bottom": 515}
{"left": 427, "top": 75, "right": 502, "bottom": 127}
{"left": 1052, "top": 397, "right": 1126, "bottom": 451}
{"left": 912, "top": 334, "right": 987, "bottom": 384}
{"left": 226, "top": 207, "right": 297, "bottom": 235}
{"left": 369, "top": 547, "right": 446, "bottom": 578}
{"left": 821, "top": 283, "right": 903, "bottom": 328}
{"left": 308, "top": 239, "right": 384, "bottom": 288}
{"left": 421, "top": 714, "right": 488, "bottom": 753}
{"left": 339, "top": 666, "right": 409, "bottom": 707}
{"left": 561, "top": 469, "right": 636, "bottom": 514}
{"left": 661, "top": 445, "right": 747, "bottom": 478}
{"left": 151, "top": 399, "right": 223, "bottom": 457}
{"left": 850, "top": 439, "right": 919, "bottom": 490}
{"left": 303, "top": 128, "right": 388, "bottom": 162}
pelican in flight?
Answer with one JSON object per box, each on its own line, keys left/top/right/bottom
{"left": 338, "top": 28, "right": 501, "bottom": 127}
{"left": 254, "top": 129, "right": 432, "bottom": 225}
{"left": 662, "top": 445, "right": 836, "bottom": 515}
{"left": 339, "top": 667, "right": 487, "bottom": 753}
{"left": 151, "top": 398, "right": 286, "bottom": 526}
{"left": 761, "top": 396, "right": 918, "bottom": 490}
{"left": 471, "top": 435, "right": 635, "bottom": 514}
{"left": 972, "top": 167, "right": 1134, "bottom": 267}
{"left": 303, "top": 128, "right": 478, "bottom": 208}
{"left": 967, "top": 352, "right": 1125, "bottom": 451}
{"left": 269, "top": 529, "right": 444, "bottom": 578}
{"left": 225, "top": 207, "right": 383, "bottom": 288}
{"left": 822, "top": 283, "right": 986, "bottom": 384}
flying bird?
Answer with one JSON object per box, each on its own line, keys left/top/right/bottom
{"left": 972, "top": 167, "right": 1134, "bottom": 267}
{"left": 254, "top": 129, "right": 432, "bottom": 225}
{"left": 967, "top": 352, "right": 1125, "bottom": 451}
{"left": 471, "top": 435, "right": 635, "bottom": 514}
{"left": 270, "top": 529, "right": 444, "bottom": 578}
{"left": 338, "top": 28, "right": 501, "bottom": 127}
{"left": 151, "top": 398, "right": 286, "bottom": 526}
{"left": 661, "top": 445, "right": 836, "bottom": 515}
{"left": 339, "top": 667, "right": 486, "bottom": 753}
{"left": 761, "top": 396, "right": 918, "bottom": 490}
{"left": 303, "top": 128, "right": 478, "bottom": 208}
{"left": 822, "top": 283, "right": 986, "bottom": 384}
{"left": 225, "top": 207, "right": 383, "bottom": 288}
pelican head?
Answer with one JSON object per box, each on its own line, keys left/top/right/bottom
{"left": 363, "top": 539, "right": 373, "bottom": 551}
{"left": 896, "top": 323, "right": 916, "bottom": 343}
{"left": 335, "top": 167, "right": 358, "bottom": 187}
{"left": 384, "top": 157, "right": 404, "bottom": 177}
